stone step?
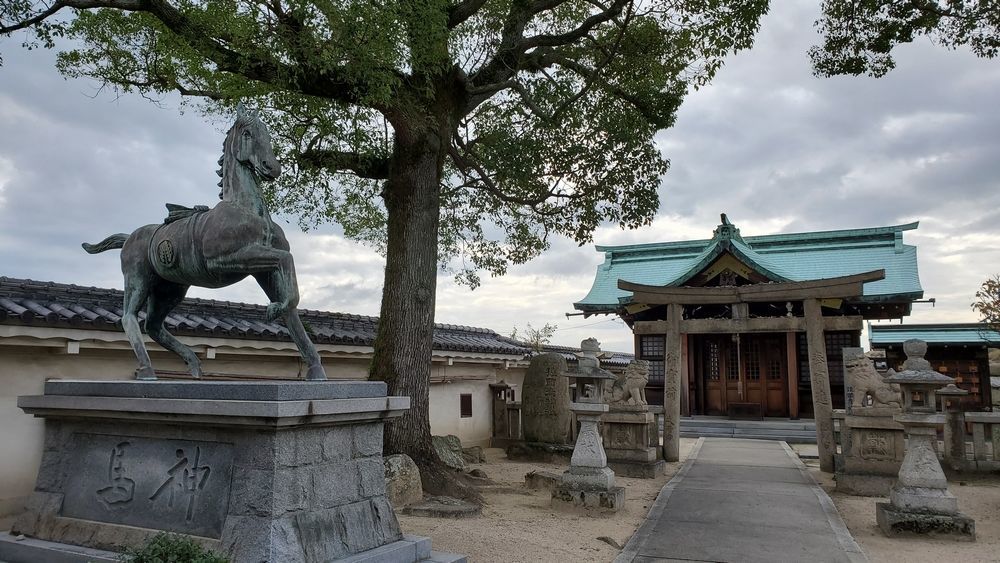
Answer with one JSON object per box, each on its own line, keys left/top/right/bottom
{"left": 732, "top": 427, "right": 816, "bottom": 437}
{"left": 679, "top": 430, "right": 817, "bottom": 444}
{"left": 677, "top": 418, "right": 816, "bottom": 431}
{"left": 667, "top": 416, "right": 819, "bottom": 444}
{"left": 678, "top": 427, "right": 815, "bottom": 437}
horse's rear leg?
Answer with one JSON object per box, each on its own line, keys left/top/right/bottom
{"left": 146, "top": 282, "right": 203, "bottom": 378}
{"left": 255, "top": 266, "right": 326, "bottom": 381}
{"left": 122, "top": 277, "right": 155, "bottom": 380}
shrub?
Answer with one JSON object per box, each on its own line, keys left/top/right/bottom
{"left": 120, "top": 533, "right": 228, "bottom": 563}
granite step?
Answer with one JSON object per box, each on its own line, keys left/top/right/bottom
{"left": 675, "top": 417, "right": 818, "bottom": 444}
{"left": 678, "top": 418, "right": 816, "bottom": 431}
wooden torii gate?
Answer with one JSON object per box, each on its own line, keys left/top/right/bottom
{"left": 618, "top": 269, "right": 886, "bottom": 472}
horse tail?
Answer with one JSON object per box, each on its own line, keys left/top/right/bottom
{"left": 82, "top": 233, "right": 129, "bottom": 254}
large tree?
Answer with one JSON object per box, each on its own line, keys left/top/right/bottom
{"left": 2, "top": 0, "right": 770, "bottom": 497}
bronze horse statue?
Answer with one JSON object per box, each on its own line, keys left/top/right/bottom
{"left": 83, "top": 104, "right": 326, "bottom": 381}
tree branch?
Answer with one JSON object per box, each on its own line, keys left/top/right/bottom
{"left": 521, "top": 0, "right": 627, "bottom": 50}
{"left": 447, "top": 0, "right": 489, "bottom": 28}
{"left": 298, "top": 148, "right": 391, "bottom": 180}
{"left": 449, "top": 137, "right": 584, "bottom": 213}
{"left": 2, "top": 0, "right": 378, "bottom": 108}
{"left": 552, "top": 55, "right": 674, "bottom": 127}
{"left": 466, "top": 0, "right": 628, "bottom": 110}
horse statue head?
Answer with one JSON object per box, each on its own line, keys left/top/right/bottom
{"left": 218, "top": 103, "right": 281, "bottom": 203}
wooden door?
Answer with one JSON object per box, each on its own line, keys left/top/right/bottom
{"left": 751, "top": 334, "right": 788, "bottom": 417}
{"left": 724, "top": 340, "right": 742, "bottom": 407}
{"left": 697, "top": 334, "right": 788, "bottom": 417}
{"left": 701, "top": 337, "right": 725, "bottom": 415}
{"left": 743, "top": 337, "right": 764, "bottom": 407}
{"left": 697, "top": 335, "right": 741, "bottom": 416}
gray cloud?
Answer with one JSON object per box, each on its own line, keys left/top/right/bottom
{"left": 2, "top": 1, "right": 999, "bottom": 355}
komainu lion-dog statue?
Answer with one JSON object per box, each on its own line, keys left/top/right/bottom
{"left": 609, "top": 360, "right": 650, "bottom": 406}
{"left": 846, "top": 353, "right": 900, "bottom": 409}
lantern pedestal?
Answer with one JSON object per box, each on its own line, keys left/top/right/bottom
{"left": 551, "top": 406, "right": 625, "bottom": 511}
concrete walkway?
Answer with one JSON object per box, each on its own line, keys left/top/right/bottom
{"left": 617, "top": 438, "right": 867, "bottom": 563}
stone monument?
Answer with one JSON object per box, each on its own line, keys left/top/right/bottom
{"left": 876, "top": 339, "right": 976, "bottom": 540}
{"left": 506, "top": 353, "right": 574, "bottom": 462}
{"left": 0, "top": 380, "right": 465, "bottom": 562}
{"left": 602, "top": 360, "right": 665, "bottom": 478}
{"left": 80, "top": 104, "right": 326, "bottom": 381}
{"left": 835, "top": 347, "right": 905, "bottom": 496}
{"left": 551, "top": 338, "right": 624, "bottom": 511}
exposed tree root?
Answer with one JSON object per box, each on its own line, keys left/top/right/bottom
{"left": 415, "top": 459, "right": 485, "bottom": 506}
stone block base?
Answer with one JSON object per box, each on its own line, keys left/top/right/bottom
{"left": 0, "top": 532, "right": 466, "bottom": 563}
{"left": 3, "top": 379, "right": 470, "bottom": 562}
{"left": 559, "top": 466, "right": 615, "bottom": 490}
{"left": 834, "top": 473, "right": 896, "bottom": 496}
{"left": 0, "top": 534, "right": 119, "bottom": 563}
{"left": 551, "top": 486, "right": 624, "bottom": 512}
{"left": 505, "top": 441, "right": 574, "bottom": 463}
{"left": 608, "top": 459, "right": 665, "bottom": 479}
{"left": 402, "top": 497, "right": 481, "bottom": 519}
{"left": 876, "top": 503, "right": 976, "bottom": 541}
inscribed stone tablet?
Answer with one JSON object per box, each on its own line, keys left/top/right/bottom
{"left": 521, "top": 353, "right": 571, "bottom": 444}
{"left": 61, "top": 433, "right": 234, "bottom": 538}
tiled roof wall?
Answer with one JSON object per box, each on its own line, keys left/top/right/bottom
{"left": 538, "top": 342, "right": 635, "bottom": 368}
{"left": 0, "top": 277, "right": 530, "bottom": 356}
{"left": 870, "top": 323, "right": 1000, "bottom": 346}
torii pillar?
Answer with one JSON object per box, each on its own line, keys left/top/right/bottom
{"left": 804, "top": 298, "right": 836, "bottom": 472}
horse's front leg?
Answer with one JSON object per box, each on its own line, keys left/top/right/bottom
{"left": 254, "top": 258, "right": 327, "bottom": 381}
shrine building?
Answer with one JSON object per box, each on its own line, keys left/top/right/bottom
{"left": 575, "top": 215, "right": 923, "bottom": 419}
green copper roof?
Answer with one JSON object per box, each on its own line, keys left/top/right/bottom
{"left": 870, "top": 324, "right": 1000, "bottom": 346}
{"left": 575, "top": 218, "right": 923, "bottom": 312}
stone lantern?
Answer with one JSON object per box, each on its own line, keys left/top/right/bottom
{"left": 876, "top": 339, "right": 975, "bottom": 540}
{"left": 551, "top": 338, "right": 624, "bottom": 511}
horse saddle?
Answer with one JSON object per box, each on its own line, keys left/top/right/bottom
{"left": 163, "top": 203, "right": 210, "bottom": 224}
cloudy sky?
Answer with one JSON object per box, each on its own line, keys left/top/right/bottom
{"left": 1, "top": 1, "right": 998, "bottom": 354}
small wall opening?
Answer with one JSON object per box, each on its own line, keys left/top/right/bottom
{"left": 460, "top": 393, "right": 473, "bottom": 418}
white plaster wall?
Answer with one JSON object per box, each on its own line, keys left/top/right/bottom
{"left": 425, "top": 365, "right": 527, "bottom": 447}
{"left": 0, "top": 346, "right": 138, "bottom": 527}
{"left": 428, "top": 380, "right": 493, "bottom": 447}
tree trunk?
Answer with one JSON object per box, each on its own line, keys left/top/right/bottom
{"left": 370, "top": 123, "right": 481, "bottom": 502}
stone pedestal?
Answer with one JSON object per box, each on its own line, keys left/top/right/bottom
{"left": 835, "top": 406, "right": 905, "bottom": 496}
{"left": 552, "top": 403, "right": 624, "bottom": 511}
{"left": 0, "top": 379, "right": 465, "bottom": 563}
{"left": 876, "top": 424, "right": 975, "bottom": 540}
{"left": 602, "top": 406, "right": 665, "bottom": 478}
